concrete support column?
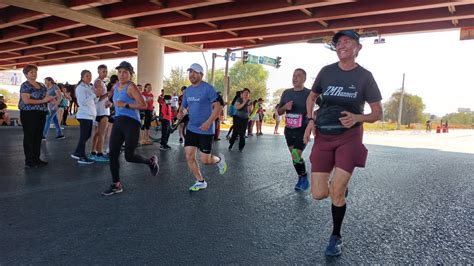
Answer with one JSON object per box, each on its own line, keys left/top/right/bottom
{"left": 137, "top": 35, "right": 164, "bottom": 109}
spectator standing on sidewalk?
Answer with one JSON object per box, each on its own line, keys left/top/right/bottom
{"left": 19, "top": 65, "right": 54, "bottom": 168}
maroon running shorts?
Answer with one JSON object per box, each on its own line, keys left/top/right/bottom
{"left": 310, "top": 125, "right": 368, "bottom": 174}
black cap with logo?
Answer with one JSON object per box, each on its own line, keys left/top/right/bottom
{"left": 115, "top": 61, "right": 134, "bottom": 74}
{"left": 332, "top": 30, "right": 360, "bottom": 44}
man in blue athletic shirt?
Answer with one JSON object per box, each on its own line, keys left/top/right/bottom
{"left": 177, "top": 63, "right": 228, "bottom": 192}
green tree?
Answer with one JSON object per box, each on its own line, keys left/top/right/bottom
{"left": 270, "top": 88, "right": 286, "bottom": 107}
{"left": 163, "top": 67, "right": 190, "bottom": 95}
{"left": 229, "top": 61, "right": 268, "bottom": 102}
{"left": 209, "top": 62, "right": 269, "bottom": 104}
{"left": 208, "top": 69, "right": 225, "bottom": 95}
{"left": 384, "top": 90, "right": 425, "bottom": 126}
{"left": 443, "top": 112, "right": 473, "bottom": 125}
{"left": 0, "top": 89, "right": 19, "bottom": 105}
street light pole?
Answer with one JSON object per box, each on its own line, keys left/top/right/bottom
{"left": 397, "top": 73, "right": 405, "bottom": 130}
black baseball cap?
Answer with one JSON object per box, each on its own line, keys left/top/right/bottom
{"left": 332, "top": 30, "right": 360, "bottom": 44}
{"left": 115, "top": 61, "right": 134, "bottom": 74}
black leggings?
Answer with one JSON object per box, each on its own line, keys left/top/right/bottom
{"left": 20, "top": 110, "right": 47, "bottom": 165}
{"left": 62, "top": 107, "right": 69, "bottom": 125}
{"left": 160, "top": 119, "right": 170, "bottom": 146}
{"left": 75, "top": 119, "right": 93, "bottom": 158}
{"left": 142, "top": 110, "right": 153, "bottom": 130}
{"left": 109, "top": 116, "right": 149, "bottom": 183}
{"left": 226, "top": 125, "right": 234, "bottom": 137}
{"left": 229, "top": 116, "right": 248, "bottom": 150}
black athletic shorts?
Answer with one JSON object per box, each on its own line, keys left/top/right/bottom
{"left": 284, "top": 127, "right": 306, "bottom": 151}
{"left": 0, "top": 112, "right": 4, "bottom": 119}
{"left": 108, "top": 116, "right": 115, "bottom": 123}
{"left": 96, "top": 115, "right": 109, "bottom": 123}
{"left": 184, "top": 129, "right": 213, "bottom": 154}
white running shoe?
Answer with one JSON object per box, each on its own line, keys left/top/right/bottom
{"left": 189, "top": 180, "right": 207, "bottom": 191}
{"left": 216, "top": 153, "right": 227, "bottom": 175}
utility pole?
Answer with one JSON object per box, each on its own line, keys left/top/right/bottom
{"left": 223, "top": 49, "right": 231, "bottom": 120}
{"left": 397, "top": 73, "right": 405, "bottom": 130}
{"left": 210, "top": 53, "right": 216, "bottom": 86}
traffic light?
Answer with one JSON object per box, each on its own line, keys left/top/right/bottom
{"left": 275, "top": 56, "right": 281, "bottom": 68}
{"left": 242, "top": 51, "right": 249, "bottom": 64}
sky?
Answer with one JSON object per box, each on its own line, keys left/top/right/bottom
{"left": 2, "top": 30, "right": 473, "bottom": 116}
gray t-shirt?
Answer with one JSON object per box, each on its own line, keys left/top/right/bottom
{"left": 311, "top": 62, "right": 382, "bottom": 127}
{"left": 278, "top": 87, "right": 310, "bottom": 129}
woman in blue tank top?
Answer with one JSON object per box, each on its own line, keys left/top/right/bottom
{"left": 102, "top": 61, "right": 159, "bottom": 196}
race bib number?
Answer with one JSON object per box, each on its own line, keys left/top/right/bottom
{"left": 285, "top": 113, "right": 303, "bottom": 128}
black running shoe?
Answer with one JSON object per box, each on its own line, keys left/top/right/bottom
{"left": 102, "top": 183, "right": 123, "bottom": 196}
{"left": 36, "top": 159, "right": 48, "bottom": 165}
{"left": 159, "top": 145, "right": 171, "bottom": 151}
{"left": 148, "top": 155, "right": 159, "bottom": 176}
{"left": 56, "top": 135, "right": 66, "bottom": 140}
{"left": 25, "top": 163, "right": 39, "bottom": 169}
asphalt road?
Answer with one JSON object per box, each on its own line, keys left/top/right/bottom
{"left": 1, "top": 127, "right": 472, "bottom": 264}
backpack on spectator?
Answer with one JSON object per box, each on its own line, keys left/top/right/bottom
{"left": 228, "top": 104, "right": 236, "bottom": 117}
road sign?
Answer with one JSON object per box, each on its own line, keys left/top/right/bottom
{"left": 242, "top": 53, "right": 281, "bottom": 68}
{"left": 247, "top": 55, "right": 260, "bottom": 64}
{"left": 261, "top": 56, "right": 277, "bottom": 67}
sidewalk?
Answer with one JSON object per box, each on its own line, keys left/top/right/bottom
{"left": 238, "top": 123, "right": 474, "bottom": 154}
{"left": 364, "top": 129, "right": 474, "bottom": 154}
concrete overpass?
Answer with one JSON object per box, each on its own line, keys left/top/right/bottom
{"left": 1, "top": 0, "right": 474, "bottom": 93}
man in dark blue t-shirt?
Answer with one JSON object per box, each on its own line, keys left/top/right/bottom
{"left": 178, "top": 63, "right": 228, "bottom": 192}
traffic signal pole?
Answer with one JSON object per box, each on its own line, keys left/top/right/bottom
{"left": 223, "top": 49, "right": 230, "bottom": 120}
{"left": 213, "top": 47, "right": 279, "bottom": 120}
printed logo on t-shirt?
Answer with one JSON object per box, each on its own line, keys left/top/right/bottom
{"left": 348, "top": 84, "right": 356, "bottom": 90}
{"left": 323, "top": 86, "right": 358, "bottom": 99}
{"left": 187, "top": 96, "right": 201, "bottom": 102}
{"left": 285, "top": 113, "right": 303, "bottom": 128}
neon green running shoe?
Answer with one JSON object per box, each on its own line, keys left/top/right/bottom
{"left": 217, "top": 153, "right": 227, "bottom": 175}
{"left": 189, "top": 180, "right": 207, "bottom": 192}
